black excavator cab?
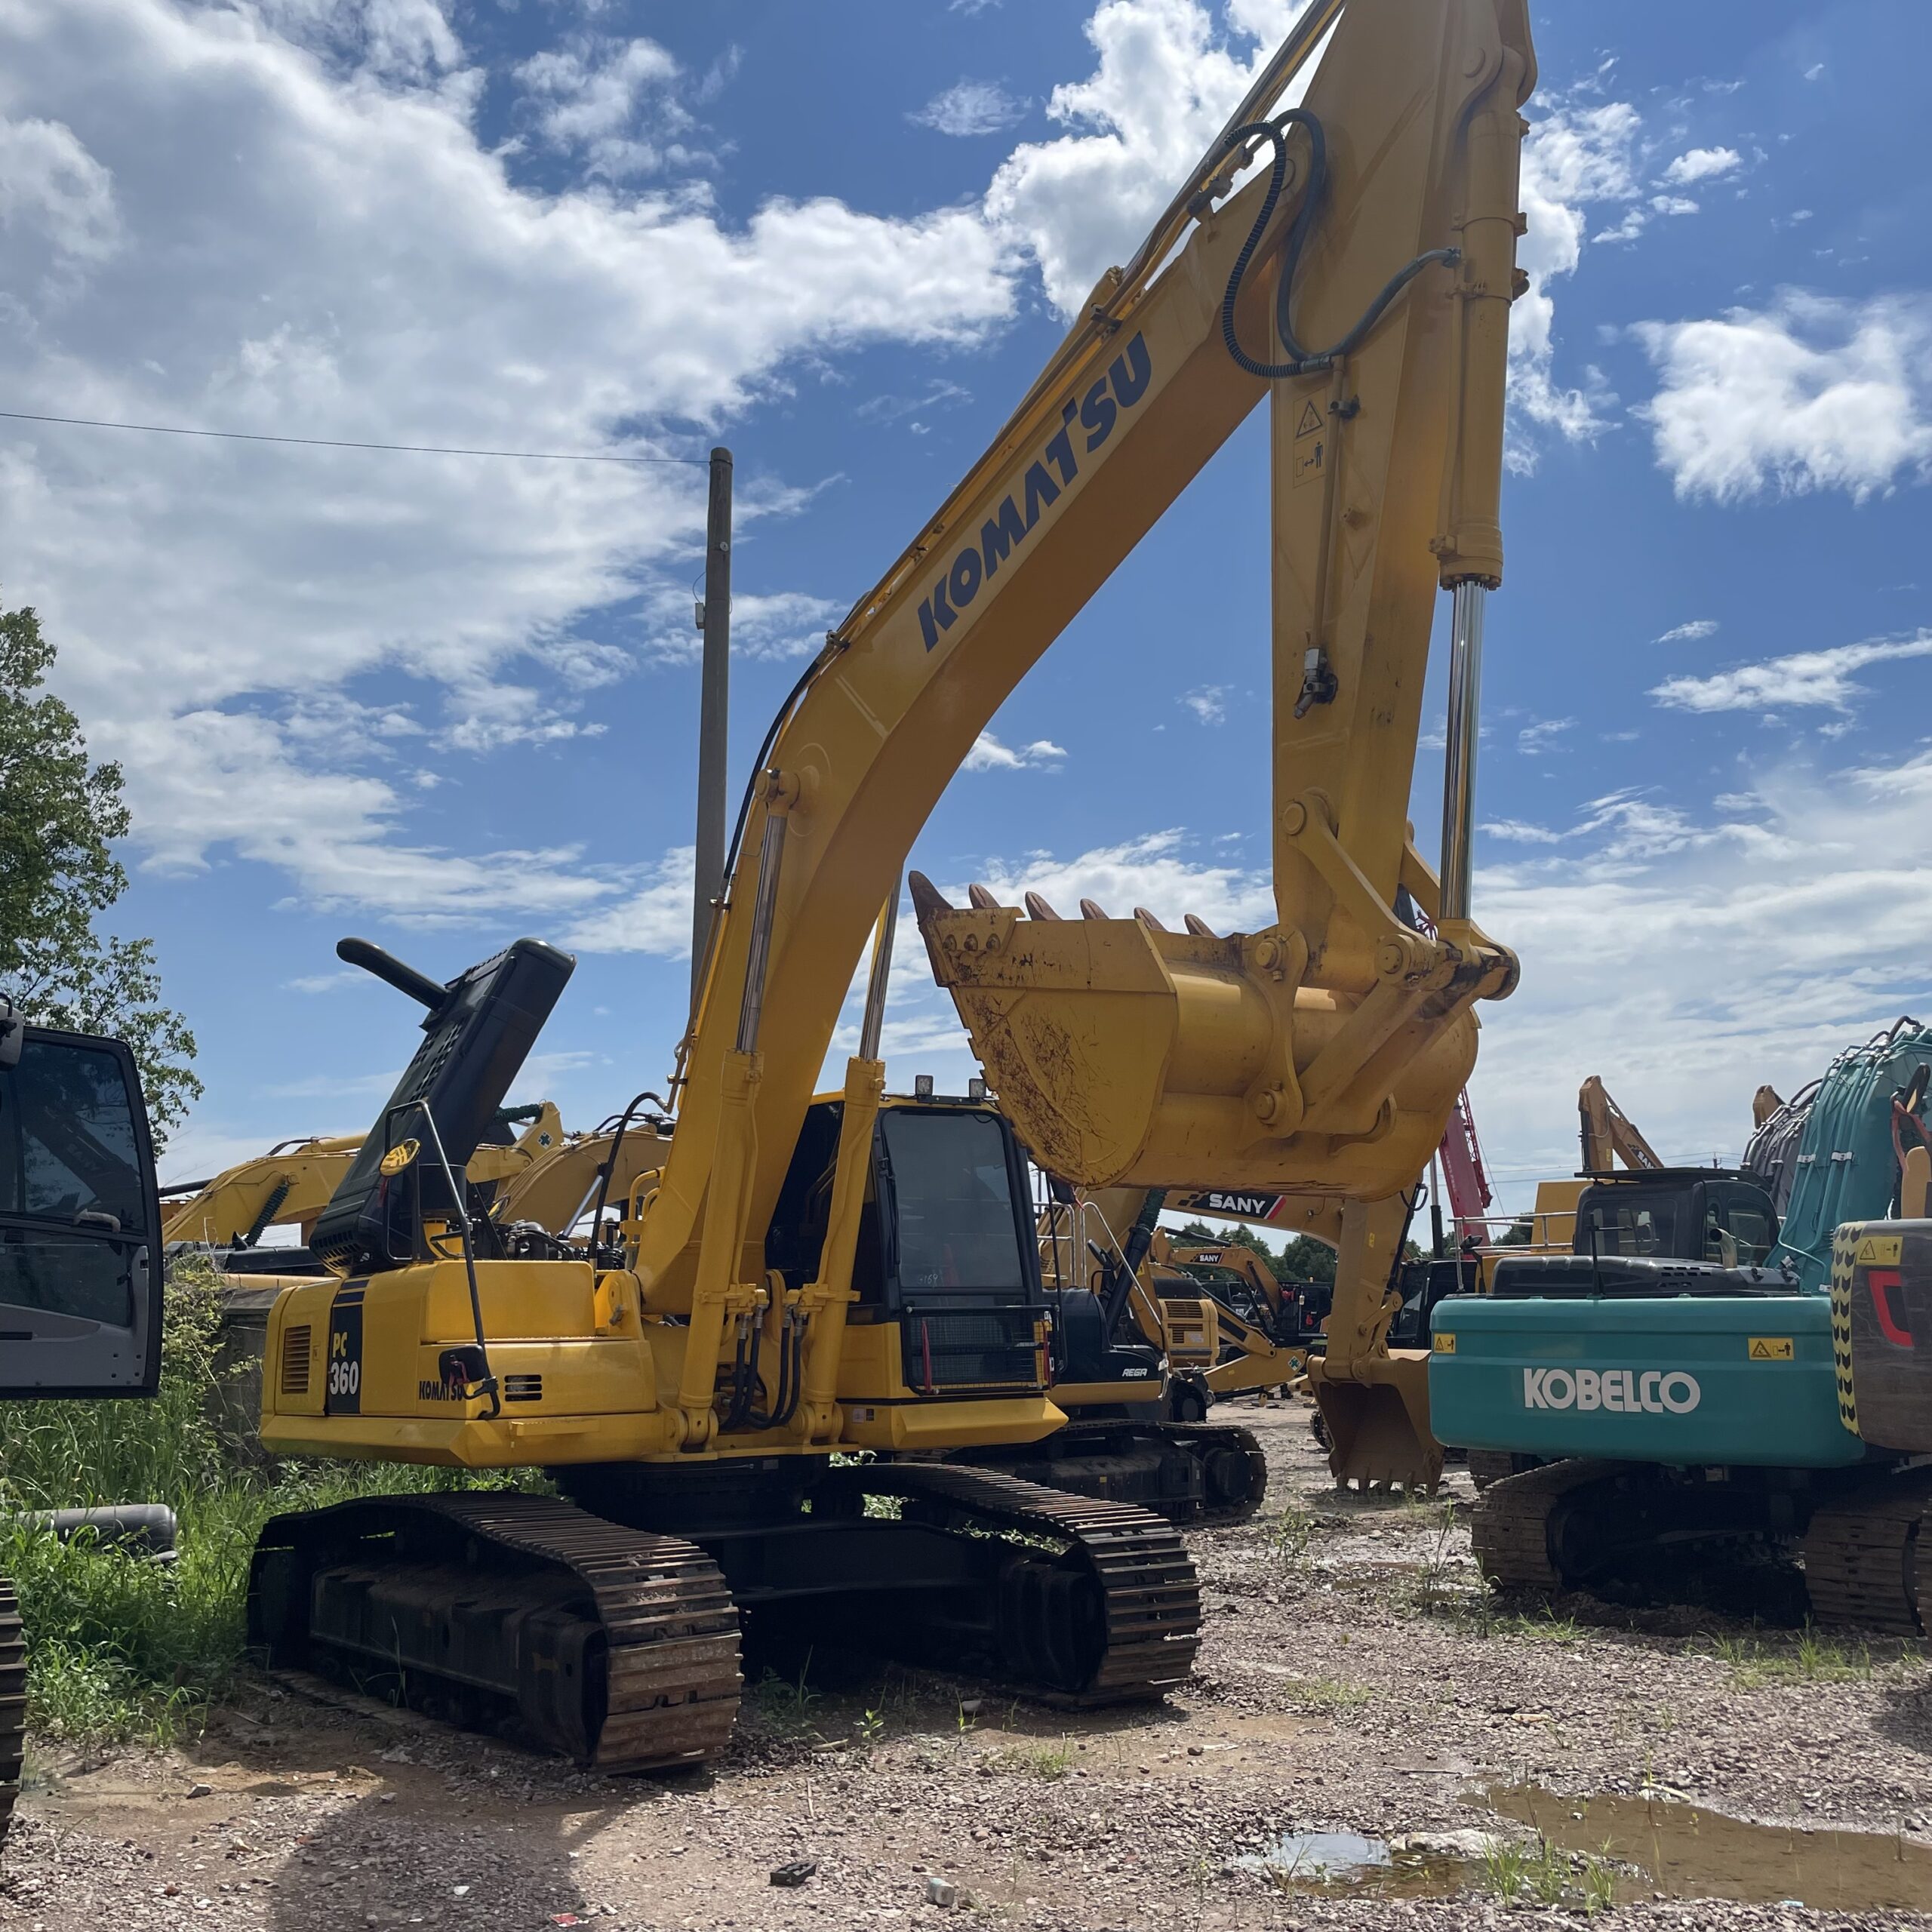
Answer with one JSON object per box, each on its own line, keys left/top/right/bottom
{"left": 308, "top": 937, "right": 574, "bottom": 1276}
{"left": 0, "top": 1005, "right": 163, "bottom": 1398}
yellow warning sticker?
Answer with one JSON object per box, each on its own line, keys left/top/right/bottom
{"left": 1856, "top": 1234, "right": 1903, "bottom": 1266}
{"left": 1295, "top": 399, "right": 1323, "bottom": 438}
{"left": 1292, "top": 435, "right": 1325, "bottom": 488}
{"left": 1747, "top": 1337, "right": 1795, "bottom": 1361}
{"left": 1434, "top": 1332, "right": 1456, "bottom": 1354}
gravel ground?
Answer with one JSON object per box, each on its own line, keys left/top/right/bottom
{"left": 3, "top": 1405, "right": 1929, "bottom": 1931}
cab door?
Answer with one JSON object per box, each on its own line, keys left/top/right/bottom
{"left": 0, "top": 1017, "right": 163, "bottom": 1396}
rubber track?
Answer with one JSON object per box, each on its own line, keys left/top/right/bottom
{"left": 1465, "top": 1450, "right": 1519, "bottom": 1493}
{"left": 260, "top": 1492, "right": 741, "bottom": 1772}
{"left": 1471, "top": 1458, "right": 1623, "bottom": 1591}
{"left": 0, "top": 1580, "right": 23, "bottom": 1853}
{"left": 1801, "top": 1469, "right": 1932, "bottom": 1637}
{"left": 840, "top": 1460, "right": 1201, "bottom": 1703}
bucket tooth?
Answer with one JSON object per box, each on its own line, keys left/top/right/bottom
{"left": 1023, "top": 892, "right": 1064, "bottom": 921}
{"left": 907, "top": 871, "right": 954, "bottom": 918}
{"left": 968, "top": 883, "right": 1001, "bottom": 910}
{"left": 1134, "top": 906, "right": 1168, "bottom": 932}
{"left": 1079, "top": 898, "right": 1109, "bottom": 921}
{"left": 1183, "top": 914, "right": 1217, "bottom": 937}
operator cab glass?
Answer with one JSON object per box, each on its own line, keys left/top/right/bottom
{"left": 1583, "top": 1189, "right": 1681, "bottom": 1259}
{"left": 878, "top": 1108, "right": 1026, "bottom": 1293}
{"left": 767, "top": 1100, "right": 1044, "bottom": 1393}
{"left": 0, "top": 1026, "right": 162, "bottom": 1395}
{"left": 1577, "top": 1175, "right": 1778, "bottom": 1269}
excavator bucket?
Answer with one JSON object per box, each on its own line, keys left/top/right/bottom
{"left": 1305, "top": 1350, "right": 1442, "bottom": 1492}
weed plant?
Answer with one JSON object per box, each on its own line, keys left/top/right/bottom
{"left": 1703, "top": 1627, "right": 1873, "bottom": 1687}
{"left": 0, "top": 1259, "right": 527, "bottom": 1743}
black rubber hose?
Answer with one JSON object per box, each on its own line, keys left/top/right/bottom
{"left": 1217, "top": 111, "right": 1459, "bottom": 381}
{"left": 587, "top": 1089, "right": 670, "bottom": 1257}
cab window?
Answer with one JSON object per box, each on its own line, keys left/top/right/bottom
{"left": 878, "top": 1109, "right": 1026, "bottom": 1294}
{"left": 0, "top": 1038, "right": 149, "bottom": 1326}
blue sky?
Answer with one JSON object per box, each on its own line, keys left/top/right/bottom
{"left": 3, "top": 0, "right": 1929, "bottom": 1214}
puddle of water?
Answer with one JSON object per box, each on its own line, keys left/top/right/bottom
{"left": 1482, "top": 1785, "right": 1932, "bottom": 1912}
{"left": 1232, "top": 1831, "right": 1463, "bottom": 1898}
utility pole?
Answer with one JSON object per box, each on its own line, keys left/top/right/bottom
{"left": 691, "top": 446, "right": 733, "bottom": 1004}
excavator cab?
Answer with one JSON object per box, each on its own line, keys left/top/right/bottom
{"left": 0, "top": 1004, "right": 163, "bottom": 1398}
{"left": 1572, "top": 1171, "right": 1778, "bottom": 1269}
{"left": 767, "top": 1094, "right": 1049, "bottom": 1408}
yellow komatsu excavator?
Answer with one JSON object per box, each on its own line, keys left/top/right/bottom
{"left": 161, "top": 1104, "right": 571, "bottom": 1263}
{"left": 250, "top": 0, "right": 1533, "bottom": 1772}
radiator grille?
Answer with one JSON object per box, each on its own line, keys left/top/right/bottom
{"left": 279, "top": 1324, "right": 312, "bottom": 1396}
{"left": 900, "top": 1306, "right": 1039, "bottom": 1393}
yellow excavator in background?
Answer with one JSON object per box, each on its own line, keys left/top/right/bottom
{"left": 161, "top": 1104, "right": 571, "bottom": 1259}
{"left": 1578, "top": 1074, "right": 1663, "bottom": 1174}
{"left": 249, "top": 0, "right": 1534, "bottom": 1771}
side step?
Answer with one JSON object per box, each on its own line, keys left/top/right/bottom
{"left": 248, "top": 1492, "right": 743, "bottom": 1772}
{"left": 950, "top": 1420, "right": 1268, "bottom": 1525}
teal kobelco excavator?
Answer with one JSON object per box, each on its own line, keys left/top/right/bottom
{"left": 1430, "top": 1020, "right": 1932, "bottom": 1629}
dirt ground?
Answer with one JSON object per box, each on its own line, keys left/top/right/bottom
{"left": 4, "top": 1405, "right": 1930, "bottom": 1932}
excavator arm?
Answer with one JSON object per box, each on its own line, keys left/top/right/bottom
{"left": 164, "top": 1106, "right": 568, "bottom": 1252}
{"left": 1578, "top": 1075, "right": 1663, "bottom": 1174}
{"left": 628, "top": 0, "right": 1533, "bottom": 1484}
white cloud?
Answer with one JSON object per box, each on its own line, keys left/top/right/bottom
{"left": 1481, "top": 818, "right": 1564, "bottom": 845}
{"left": 1658, "top": 146, "right": 1740, "bottom": 187}
{"left": 911, "top": 79, "right": 1027, "bottom": 139}
{"left": 1634, "top": 293, "right": 1932, "bottom": 503}
{"left": 1803, "top": 62, "right": 1826, "bottom": 82}
{"left": 1655, "top": 619, "right": 1719, "bottom": 644}
{"left": 960, "top": 828, "right": 1272, "bottom": 930}
{"left": 1468, "top": 749, "right": 1932, "bottom": 1197}
{"left": 1181, "top": 684, "right": 1227, "bottom": 724}
{"left": 566, "top": 845, "right": 695, "bottom": 955}
{"left": 1516, "top": 716, "right": 1575, "bottom": 755}
{"left": 124, "top": 709, "right": 620, "bottom": 922}
{"left": 0, "top": 113, "right": 121, "bottom": 267}
{"left": 1510, "top": 97, "right": 1640, "bottom": 460}
{"left": 1648, "top": 192, "right": 1699, "bottom": 217}
{"left": 984, "top": 0, "right": 1317, "bottom": 318}
{"left": 961, "top": 731, "right": 1068, "bottom": 771}
{"left": 514, "top": 35, "right": 690, "bottom": 180}
{"left": 1649, "top": 632, "right": 1932, "bottom": 715}
{"left": 0, "top": 0, "right": 1019, "bottom": 916}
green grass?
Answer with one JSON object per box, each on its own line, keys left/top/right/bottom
{"left": 1478, "top": 1835, "right": 1617, "bottom": 1915}
{"left": 976, "top": 1737, "right": 1075, "bottom": 1780}
{"left": 1276, "top": 1675, "right": 1371, "bottom": 1712}
{"left": 1703, "top": 1626, "right": 1873, "bottom": 1687}
{"left": 0, "top": 1259, "right": 531, "bottom": 1743}
{"left": 1266, "top": 1504, "right": 1313, "bottom": 1567}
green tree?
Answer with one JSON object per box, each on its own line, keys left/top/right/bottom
{"left": 0, "top": 600, "right": 199, "bottom": 1146}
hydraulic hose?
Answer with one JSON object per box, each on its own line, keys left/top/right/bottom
{"left": 1217, "top": 111, "right": 1459, "bottom": 381}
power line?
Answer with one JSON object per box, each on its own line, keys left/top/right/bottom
{"left": 0, "top": 408, "right": 707, "bottom": 466}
